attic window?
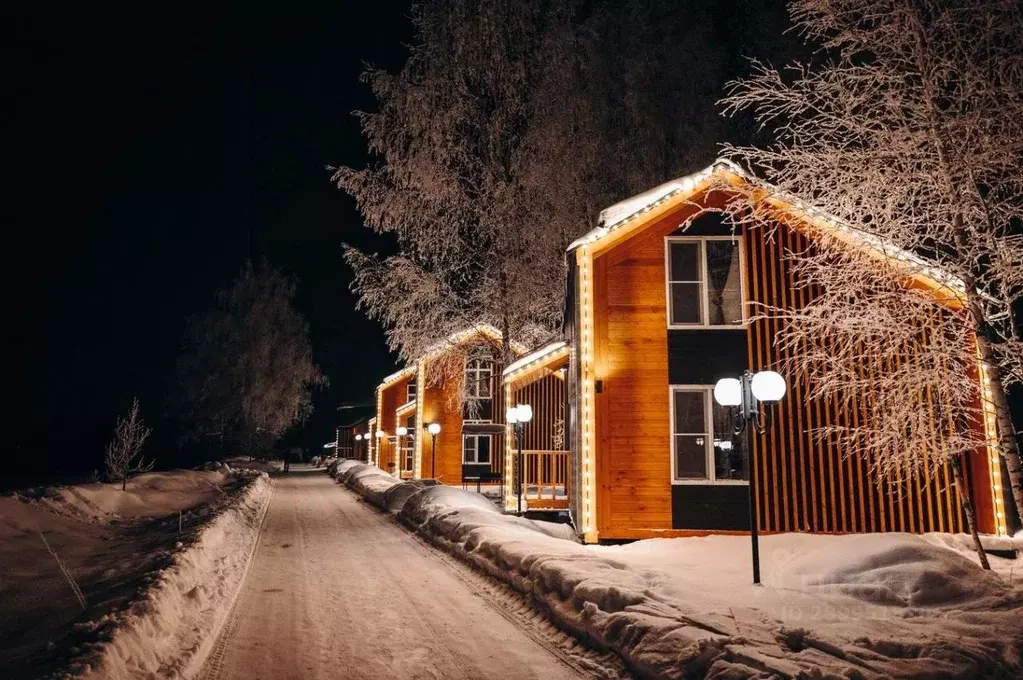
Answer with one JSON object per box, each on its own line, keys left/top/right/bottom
{"left": 665, "top": 237, "right": 745, "bottom": 328}
{"left": 465, "top": 357, "right": 493, "bottom": 399}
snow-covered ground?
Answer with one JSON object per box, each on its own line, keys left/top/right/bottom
{"left": 0, "top": 466, "right": 271, "bottom": 679}
{"left": 342, "top": 471, "right": 1023, "bottom": 679}
{"left": 196, "top": 465, "right": 584, "bottom": 679}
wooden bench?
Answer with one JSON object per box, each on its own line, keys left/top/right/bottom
{"left": 462, "top": 470, "right": 503, "bottom": 493}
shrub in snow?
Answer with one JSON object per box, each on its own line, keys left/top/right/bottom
{"left": 340, "top": 464, "right": 401, "bottom": 510}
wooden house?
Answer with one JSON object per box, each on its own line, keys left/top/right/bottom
{"left": 374, "top": 367, "right": 418, "bottom": 477}
{"left": 501, "top": 342, "right": 571, "bottom": 513}
{"left": 374, "top": 326, "right": 527, "bottom": 493}
{"left": 337, "top": 413, "right": 373, "bottom": 461}
{"left": 561, "top": 159, "right": 1014, "bottom": 543}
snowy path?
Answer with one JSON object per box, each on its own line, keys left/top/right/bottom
{"left": 198, "top": 466, "right": 583, "bottom": 680}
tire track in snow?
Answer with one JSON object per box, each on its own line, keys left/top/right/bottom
{"left": 195, "top": 478, "right": 276, "bottom": 680}
{"left": 360, "top": 494, "right": 632, "bottom": 680}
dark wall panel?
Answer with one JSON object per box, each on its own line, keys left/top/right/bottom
{"left": 667, "top": 330, "right": 748, "bottom": 385}
{"left": 671, "top": 484, "right": 749, "bottom": 530}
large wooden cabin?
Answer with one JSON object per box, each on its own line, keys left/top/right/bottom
{"left": 562, "top": 160, "right": 1014, "bottom": 544}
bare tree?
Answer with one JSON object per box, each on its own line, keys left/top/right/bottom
{"left": 720, "top": 0, "right": 1023, "bottom": 561}
{"left": 105, "top": 398, "right": 154, "bottom": 491}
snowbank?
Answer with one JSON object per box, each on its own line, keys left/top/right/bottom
{"left": 327, "top": 458, "right": 362, "bottom": 478}
{"left": 35, "top": 469, "right": 238, "bottom": 524}
{"left": 337, "top": 464, "right": 400, "bottom": 510}
{"left": 343, "top": 474, "right": 1022, "bottom": 677}
{"left": 68, "top": 472, "right": 273, "bottom": 679}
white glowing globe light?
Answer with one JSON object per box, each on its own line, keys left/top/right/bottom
{"left": 428, "top": 423, "right": 441, "bottom": 435}
{"left": 713, "top": 378, "right": 742, "bottom": 406}
{"left": 516, "top": 404, "right": 533, "bottom": 423}
{"left": 506, "top": 407, "right": 520, "bottom": 424}
{"left": 355, "top": 434, "right": 363, "bottom": 441}
{"left": 751, "top": 371, "right": 786, "bottom": 402}
{"left": 396, "top": 426, "right": 408, "bottom": 436}
{"left": 375, "top": 430, "right": 385, "bottom": 438}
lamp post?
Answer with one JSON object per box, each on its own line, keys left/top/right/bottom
{"left": 713, "top": 370, "right": 786, "bottom": 585}
{"left": 396, "top": 426, "right": 408, "bottom": 478}
{"left": 506, "top": 403, "right": 533, "bottom": 514}
{"left": 355, "top": 433, "right": 363, "bottom": 462}
{"left": 426, "top": 423, "right": 441, "bottom": 478}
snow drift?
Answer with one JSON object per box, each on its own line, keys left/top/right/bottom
{"left": 67, "top": 472, "right": 273, "bottom": 679}
{"left": 344, "top": 475, "right": 1023, "bottom": 679}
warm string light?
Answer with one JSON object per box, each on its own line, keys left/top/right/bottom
{"left": 414, "top": 359, "right": 426, "bottom": 479}
{"left": 578, "top": 246, "right": 598, "bottom": 541}
{"left": 504, "top": 382, "right": 516, "bottom": 512}
{"left": 976, "top": 353, "right": 1007, "bottom": 536}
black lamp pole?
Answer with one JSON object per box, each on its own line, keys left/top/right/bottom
{"left": 728, "top": 369, "right": 778, "bottom": 586}
{"left": 515, "top": 422, "right": 525, "bottom": 514}
{"left": 431, "top": 432, "right": 437, "bottom": 479}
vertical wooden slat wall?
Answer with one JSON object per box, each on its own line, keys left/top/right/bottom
{"left": 744, "top": 223, "right": 967, "bottom": 534}
{"left": 513, "top": 375, "right": 568, "bottom": 452}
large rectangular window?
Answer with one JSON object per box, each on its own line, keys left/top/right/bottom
{"left": 463, "top": 434, "right": 492, "bottom": 465}
{"left": 666, "top": 237, "right": 744, "bottom": 328}
{"left": 670, "top": 386, "right": 747, "bottom": 484}
{"left": 402, "top": 415, "right": 416, "bottom": 472}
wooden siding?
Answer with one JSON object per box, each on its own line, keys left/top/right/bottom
{"left": 744, "top": 222, "right": 979, "bottom": 534}
{"left": 593, "top": 209, "right": 688, "bottom": 536}
{"left": 513, "top": 374, "right": 567, "bottom": 452}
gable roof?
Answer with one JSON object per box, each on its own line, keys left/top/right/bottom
{"left": 568, "top": 159, "right": 966, "bottom": 308}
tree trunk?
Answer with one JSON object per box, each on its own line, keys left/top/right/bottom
{"left": 950, "top": 456, "right": 991, "bottom": 570}
{"left": 968, "top": 292, "right": 1023, "bottom": 528}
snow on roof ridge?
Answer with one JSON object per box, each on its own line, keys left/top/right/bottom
{"left": 419, "top": 324, "right": 530, "bottom": 361}
{"left": 503, "top": 341, "right": 568, "bottom": 376}
{"left": 568, "top": 157, "right": 965, "bottom": 294}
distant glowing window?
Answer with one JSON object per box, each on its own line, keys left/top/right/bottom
{"left": 670, "top": 386, "right": 746, "bottom": 484}
{"left": 666, "top": 237, "right": 744, "bottom": 327}
{"left": 406, "top": 380, "right": 417, "bottom": 403}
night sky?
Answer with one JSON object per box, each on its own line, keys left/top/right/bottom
{"left": 10, "top": 1, "right": 412, "bottom": 479}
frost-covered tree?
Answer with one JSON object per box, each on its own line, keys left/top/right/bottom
{"left": 105, "top": 398, "right": 154, "bottom": 491}
{"left": 172, "top": 263, "right": 325, "bottom": 457}
{"left": 721, "top": 0, "right": 1023, "bottom": 561}
{"left": 337, "top": 0, "right": 731, "bottom": 374}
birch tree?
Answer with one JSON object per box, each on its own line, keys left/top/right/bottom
{"left": 720, "top": 0, "right": 1023, "bottom": 559}
{"left": 337, "top": 0, "right": 729, "bottom": 380}
{"left": 172, "top": 263, "right": 325, "bottom": 456}
{"left": 105, "top": 398, "right": 154, "bottom": 491}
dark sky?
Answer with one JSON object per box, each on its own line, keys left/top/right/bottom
{"left": 10, "top": 1, "right": 413, "bottom": 477}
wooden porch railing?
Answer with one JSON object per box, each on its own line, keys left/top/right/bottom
{"left": 520, "top": 450, "right": 569, "bottom": 501}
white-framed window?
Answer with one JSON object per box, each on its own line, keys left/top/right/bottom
{"left": 402, "top": 416, "right": 416, "bottom": 472}
{"left": 665, "top": 236, "right": 745, "bottom": 328}
{"left": 406, "top": 380, "right": 417, "bottom": 404}
{"left": 465, "top": 357, "right": 493, "bottom": 399}
{"left": 670, "top": 386, "right": 747, "bottom": 484}
{"left": 462, "top": 434, "right": 492, "bottom": 465}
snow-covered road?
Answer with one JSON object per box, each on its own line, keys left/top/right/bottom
{"left": 198, "top": 466, "right": 583, "bottom": 680}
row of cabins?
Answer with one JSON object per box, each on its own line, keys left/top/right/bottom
{"left": 343, "top": 159, "right": 1018, "bottom": 544}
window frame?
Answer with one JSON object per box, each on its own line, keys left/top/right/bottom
{"left": 664, "top": 236, "right": 747, "bottom": 330}
{"left": 464, "top": 357, "right": 494, "bottom": 400}
{"left": 669, "top": 385, "right": 747, "bottom": 486}
{"left": 406, "top": 380, "right": 417, "bottom": 404}
{"left": 462, "top": 434, "right": 492, "bottom": 465}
